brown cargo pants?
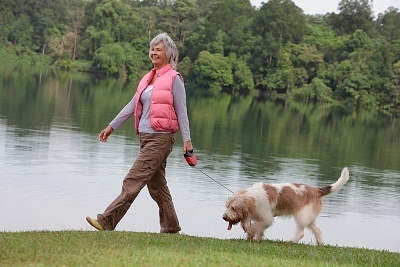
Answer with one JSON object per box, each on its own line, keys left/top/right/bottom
{"left": 97, "top": 133, "right": 181, "bottom": 233}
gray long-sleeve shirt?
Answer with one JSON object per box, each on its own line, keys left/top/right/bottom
{"left": 109, "top": 76, "right": 191, "bottom": 142}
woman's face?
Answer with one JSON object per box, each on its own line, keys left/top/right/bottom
{"left": 150, "top": 42, "right": 168, "bottom": 69}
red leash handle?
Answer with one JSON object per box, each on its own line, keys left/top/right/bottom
{"left": 184, "top": 149, "right": 197, "bottom": 166}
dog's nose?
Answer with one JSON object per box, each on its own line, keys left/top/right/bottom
{"left": 222, "top": 214, "right": 227, "bottom": 221}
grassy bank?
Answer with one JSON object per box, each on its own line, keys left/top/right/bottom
{"left": 0, "top": 231, "right": 398, "bottom": 266}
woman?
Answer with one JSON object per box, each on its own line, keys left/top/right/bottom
{"left": 86, "top": 32, "right": 193, "bottom": 233}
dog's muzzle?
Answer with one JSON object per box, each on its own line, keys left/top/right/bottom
{"left": 223, "top": 214, "right": 238, "bottom": 231}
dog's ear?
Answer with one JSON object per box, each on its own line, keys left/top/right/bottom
{"left": 226, "top": 197, "right": 234, "bottom": 208}
{"left": 241, "top": 196, "right": 255, "bottom": 218}
{"left": 230, "top": 196, "right": 247, "bottom": 219}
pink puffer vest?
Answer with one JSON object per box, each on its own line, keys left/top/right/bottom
{"left": 134, "top": 64, "right": 182, "bottom": 134}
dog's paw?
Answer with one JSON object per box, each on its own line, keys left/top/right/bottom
{"left": 246, "top": 235, "right": 262, "bottom": 242}
{"left": 246, "top": 233, "right": 255, "bottom": 241}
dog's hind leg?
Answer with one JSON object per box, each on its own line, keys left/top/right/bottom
{"left": 292, "top": 204, "right": 320, "bottom": 244}
{"left": 291, "top": 224, "right": 305, "bottom": 243}
{"left": 308, "top": 221, "right": 323, "bottom": 245}
{"left": 291, "top": 209, "right": 312, "bottom": 243}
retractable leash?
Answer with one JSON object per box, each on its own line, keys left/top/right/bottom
{"left": 183, "top": 150, "right": 234, "bottom": 194}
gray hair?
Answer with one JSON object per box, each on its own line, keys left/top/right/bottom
{"left": 149, "top": 32, "right": 179, "bottom": 70}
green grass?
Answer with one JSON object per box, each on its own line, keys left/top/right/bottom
{"left": 0, "top": 231, "right": 398, "bottom": 266}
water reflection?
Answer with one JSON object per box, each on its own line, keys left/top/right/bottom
{"left": 1, "top": 117, "right": 399, "bottom": 253}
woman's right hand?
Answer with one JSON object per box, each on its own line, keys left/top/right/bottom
{"left": 99, "top": 125, "right": 114, "bottom": 142}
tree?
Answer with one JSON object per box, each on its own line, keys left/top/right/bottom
{"left": 8, "top": 14, "right": 35, "bottom": 49}
{"left": 334, "top": 54, "right": 375, "bottom": 109}
{"left": 157, "top": 0, "right": 199, "bottom": 46}
{"left": 0, "top": 8, "right": 15, "bottom": 45}
{"left": 377, "top": 7, "right": 400, "bottom": 42}
{"left": 206, "top": 30, "right": 225, "bottom": 54}
{"left": 93, "top": 43, "right": 126, "bottom": 76}
{"left": 291, "top": 43, "right": 324, "bottom": 83}
{"left": 46, "top": 27, "right": 64, "bottom": 60}
{"left": 252, "top": 0, "right": 307, "bottom": 45}
{"left": 66, "top": 0, "right": 86, "bottom": 60}
{"left": 385, "top": 61, "right": 400, "bottom": 108}
{"left": 250, "top": 0, "right": 308, "bottom": 87}
{"left": 265, "top": 48, "right": 295, "bottom": 94}
{"left": 81, "top": 0, "right": 148, "bottom": 58}
{"left": 193, "top": 51, "right": 233, "bottom": 95}
{"left": 303, "top": 16, "right": 346, "bottom": 64}
{"left": 326, "top": 0, "right": 375, "bottom": 36}
{"left": 228, "top": 53, "right": 254, "bottom": 94}
{"left": 343, "top": 29, "right": 372, "bottom": 54}
{"left": 292, "top": 77, "right": 333, "bottom": 102}
{"left": 25, "top": 0, "right": 69, "bottom": 54}
{"left": 202, "top": 0, "right": 255, "bottom": 57}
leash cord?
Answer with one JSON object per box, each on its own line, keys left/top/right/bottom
{"left": 193, "top": 166, "right": 234, "bottom": 194}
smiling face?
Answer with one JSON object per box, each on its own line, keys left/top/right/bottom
{"left": 150, "top": 42, "right": 168, "bottom": 69}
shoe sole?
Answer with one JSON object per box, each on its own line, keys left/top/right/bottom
{"left": 86, "top": 216, "right": 104, "bottom": 231}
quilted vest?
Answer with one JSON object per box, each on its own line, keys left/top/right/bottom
{"left": 134, "top": 64, "right": 181, "bottom": 134}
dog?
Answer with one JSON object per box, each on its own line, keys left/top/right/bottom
{"left": 222, "top": 167, "right": 349, "bottom": 244}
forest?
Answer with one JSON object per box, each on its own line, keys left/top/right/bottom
{"left": 0, "top": 0, "right": 399, "bottom": 111}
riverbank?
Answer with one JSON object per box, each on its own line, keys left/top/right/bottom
{"left": 0, "top": 231, "right": 398, "bottom": 266}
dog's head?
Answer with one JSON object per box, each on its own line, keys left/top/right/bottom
{"left": 222, "top": 189, "right": 254, "bottom": 230}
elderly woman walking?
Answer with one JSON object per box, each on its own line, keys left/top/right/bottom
{"left": 86, "top": 32, "right": 193, "bottom": 234}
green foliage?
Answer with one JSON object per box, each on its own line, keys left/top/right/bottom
{"left": 264, "top": 48, "right": 296, "bottom": 94}
{"left": 8, "top": 14, "right": 35, "bottom": 49}
{"left": 93, "top": 43, "right": 127, "bottom": 76}
{"left": 1, "top": 0, "right": 400, "bottom": 111}
{"left": 230, "top": 55, "right": 255, "bottom": 94}
{"left": 0, "top": 47, "right": 51, "bottom": 66}
{"left": 54, "top": 59, "right": 93, "bottom": 72}
{"left": 249, "top": 0, "right": 308, "bottom": 85}
{"left": 80, "top": 0, "right": 148, "bottom": 58}
{"left": 157, "top": 0, "right": 199, "bottom": 46}
{"left": 25, "top": 0, "right": 69, "bottom": 53}
{"left": 377, "top": 7, "right": 400, "bottom": 41}
{"left": 202, "top": 0, "right": 255, "bottom": 57}
{"left": 193, "top": 51, "right": 233, "bottom": 95}
{"left": 177, "top": 56, "right": 193, "bottom": 79}
{"left": 334, "top": 55, "right": 375, "bottom": 109}
{"left": 384, "top": 60, "right": 400, "bottom": 108}
{"left": 252, "top": 0, "right": 308, "bottom": 47}
{"left": 302, "top": 18, "right": 346, "bottom": 63}
{"left": 327, "top": 0, "right": 375, "bottom": 36}
{"left": 290, "top": 43, "right": 324, "bottom": 85}
{"left": 206, "top": 30, "right": 226, "bottom": 54}
{"left": 92, "top": 40, "right": 149, "bottom": 78}
{"left": 292, "top": 77, "right": 333, "bottom": 102}
{"left": 343, "top": 29, "right": 372, "bottom": 54}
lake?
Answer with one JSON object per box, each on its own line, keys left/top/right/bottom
{"left": 0, "top": 66, "right": 399, "bottom": 253}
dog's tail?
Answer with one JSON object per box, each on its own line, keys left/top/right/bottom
{"left": 321, "top": 167, "right": 350, "bottom": 196}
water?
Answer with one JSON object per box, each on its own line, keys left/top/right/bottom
{"left": 0, "top": 66, "right": 399, "bottom": 253}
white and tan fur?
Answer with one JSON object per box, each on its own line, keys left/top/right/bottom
{"left": 222, "top": 167, "right": 349, "bottom": 244}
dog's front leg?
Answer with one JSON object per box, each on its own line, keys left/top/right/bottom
{"left": 246, "top": 227, "right": 257, "bottom": 241}
{"left": 241, "top": 219, "right": 256, "bottom": 241}
{"left": 246, "top": 220, "right": 269, "bottom": 242}
{"left": 240, "top": 218, "right": 251, "bottom": 233}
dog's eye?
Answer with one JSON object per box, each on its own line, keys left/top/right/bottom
{"left": 231, "top": 207, "right": 235, "bottom": 211}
